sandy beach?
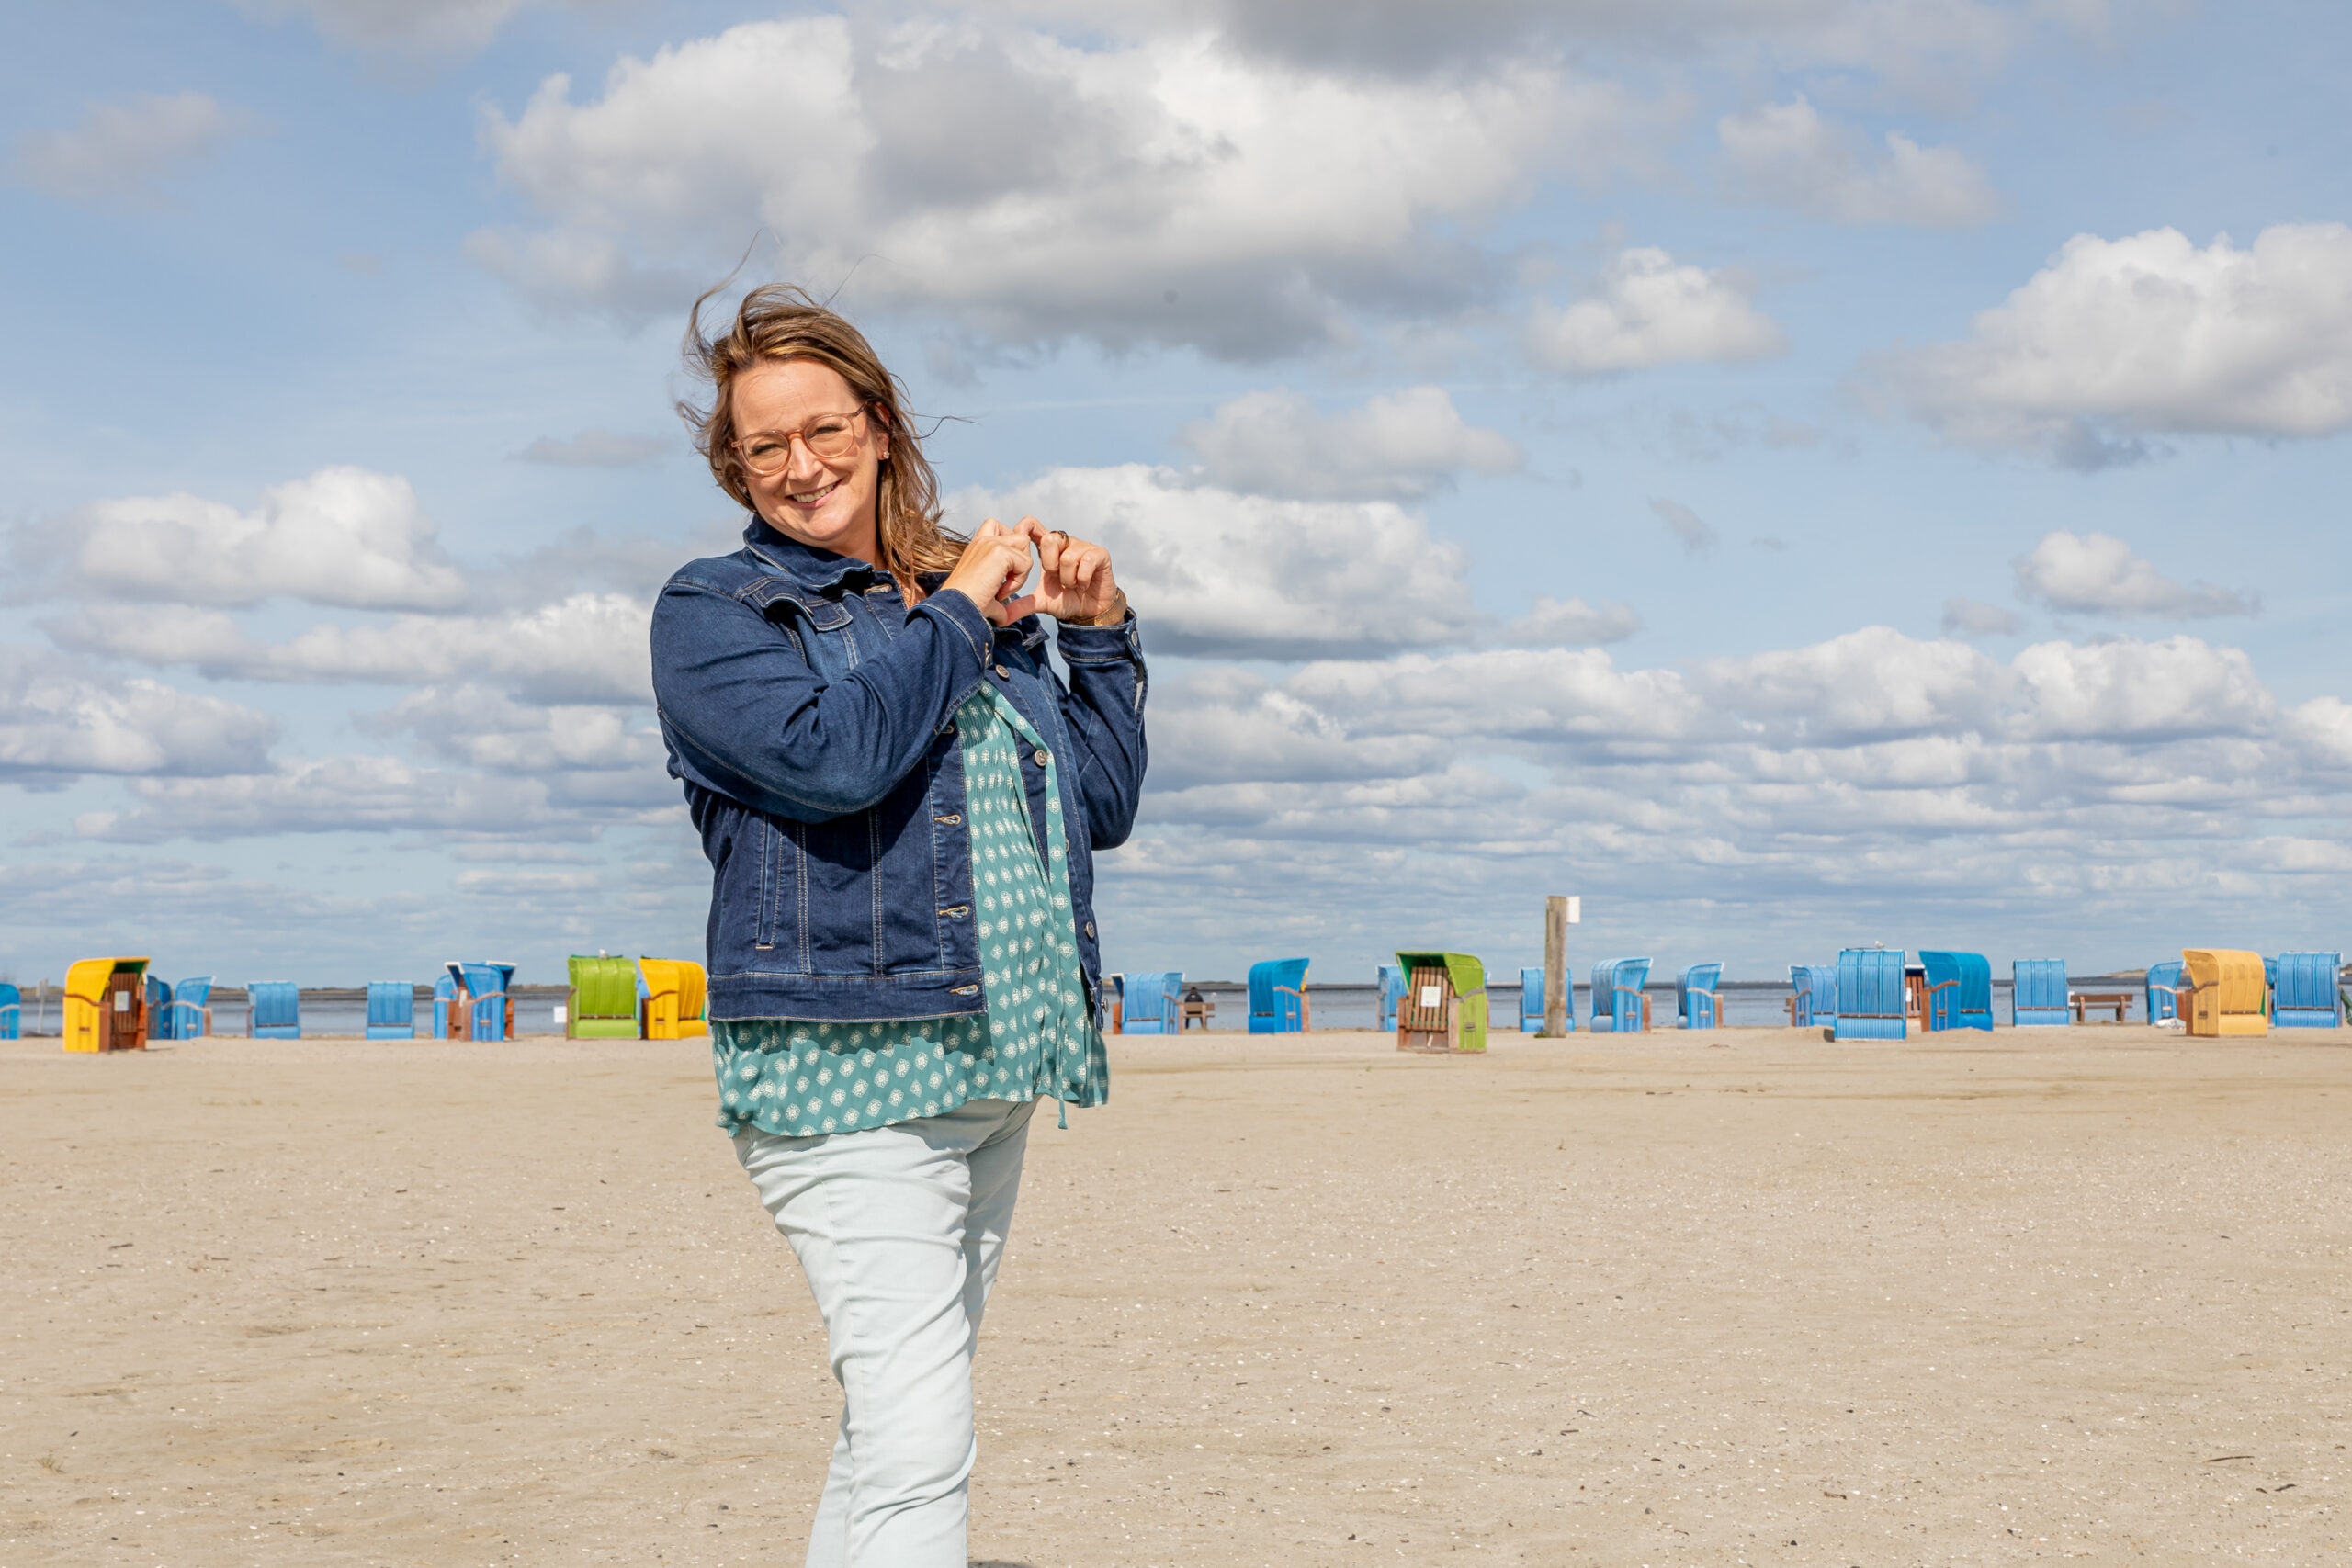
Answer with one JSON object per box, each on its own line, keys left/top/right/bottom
{"left": 4, "top": 1024, "right": 2347, "bottom": 1566}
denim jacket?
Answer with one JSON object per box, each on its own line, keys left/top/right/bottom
{"left": 650, "top": 520, "right": 1148, "bottom": 1024}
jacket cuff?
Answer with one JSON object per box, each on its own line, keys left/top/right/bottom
{"left": 915, "top": 588, "right": 996, "bottom": 671}
{"left": 1056, "top": 610, "right": 1142, "bottom": 665}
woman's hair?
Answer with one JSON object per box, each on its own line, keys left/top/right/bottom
{"left": 679, "top": 282, "right": 963, "bottom": 580}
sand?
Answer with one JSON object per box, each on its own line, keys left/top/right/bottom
{"left": 3, "top": 1024, "right": 2348, "bottom": 1566}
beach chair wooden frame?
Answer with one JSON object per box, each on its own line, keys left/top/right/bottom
{"left": 2180, "top": 949, "right": 2268, "bottom": 1037}
{"left": 1394, "top": 953, "right": 1488, "bottom": 1054}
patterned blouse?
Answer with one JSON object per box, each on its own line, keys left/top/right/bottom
{"left": 709, "top": 685, "right": 1109, "bottom": 1138}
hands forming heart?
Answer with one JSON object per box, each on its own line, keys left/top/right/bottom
{"left": 940, "top": 515, "right": 1122, "bottom": 627}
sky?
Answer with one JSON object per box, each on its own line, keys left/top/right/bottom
{"left": 4, "top": 0, "right": 2349, "bottom": 990}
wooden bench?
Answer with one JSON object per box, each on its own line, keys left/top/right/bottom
{"left": 2069, "top": 991, "right": 2132, "bottom": 1023}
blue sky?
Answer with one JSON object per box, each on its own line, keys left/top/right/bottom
{"left": 4, "top": 0, "right": 2348, "bottom": 989}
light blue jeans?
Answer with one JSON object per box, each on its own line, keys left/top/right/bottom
{"left": 734, "top": 1096, "right": 1037, "bottom": 1568}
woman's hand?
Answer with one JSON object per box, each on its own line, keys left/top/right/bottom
{"left": 1003, "top": 518, "right": 1122, "bottom": 625}
{"left": 938, "top": 517, "right": 1039, "bottom": 626}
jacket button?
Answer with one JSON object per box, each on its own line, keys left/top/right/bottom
{"left": 1084, "top": 921, "right": 1095, "bottom": 939}
{"left": 1034, "top": 748, "right": 1050, "bottom": 765}
{"left": 993, "top": 663, "right": 1010, "bottom": 678}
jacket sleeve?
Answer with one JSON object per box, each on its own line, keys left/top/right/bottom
{"left": 1052, "top": 611, "right": 1148, "bottom": 850}
{"left": 650, "top": 576, "right": 994, "bottom": 822}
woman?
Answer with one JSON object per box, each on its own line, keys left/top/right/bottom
{"left": 649, "top": 284, "right": 1147, "bottom": 1567}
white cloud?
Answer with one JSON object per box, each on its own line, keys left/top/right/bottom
{"left": 365, "top": 685, "right": 666, "bottom": 774}
{"left": 1525, "top": 246, "right": 1785, "bottom": 375}
{"left": 63, "top": 467, "right": 466, "bottom": 611}
{"left": 952, "top": 465, "right": 1478, "bottom": 659}
{"left": 1880, "top": 224, "right": 2352, "bottom": 464}
{"left": 513, "top": 429, "right": 671, "bottom": 467}
{"left": 1940, "top": 595, "right": 2020, "bottom": 637}
{"left": 1649, "top": 497, "right": 1719, "bottom": 555}
{"left": 46, "top": 593, "right": 653, "bottom": 705}
{"left": 0, "top": 648, "right": 277, "bottom": 782}
{"left": 471, "top": 17, "right": 1652, "bottom": 354}
{"left": 2012, "top": 530, "right": 2257, "bottom": 619}
{"left": 1176, "top": 387, "right": 1521, "bottom": 502}
{"left": 1501, "top": 595, "right": 1642, "bottom": 648}
{"left": 1717, "top": 96, "right": 1998, "bottom": 227}
{"left": 9, "top": 92, "right": 254, "bottom": 207}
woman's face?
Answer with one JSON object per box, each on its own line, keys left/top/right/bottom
{"left": 730, "top": 357, "right": 890, "bottom": 563}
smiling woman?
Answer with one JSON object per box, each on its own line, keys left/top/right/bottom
{"left": 650, "top": 283, "right": 1148, "bottom": 1568}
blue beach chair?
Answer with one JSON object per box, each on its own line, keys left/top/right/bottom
{"left": 1590, "top": 958, "right": 1652, "bottom": 1033}
{"left": 367, "top": 981, "right": 417, "bottom": 1039}
{"left": 1677, "top": 963, "right": 1723, "bottom": 1028}
{"left": 2272, "top": 953, "right": 2344, "bottom": 1028}
{"left": 247, "top": 982, "right": 301, "bottom": 1039}
{"left": 2144, "top": 961, "right": 2186, "bottom": 1024}
{"left": 1377, "top": 964, "right": 1406, "bottom": 1032}
{"left": 1831, "top": 950, "right": 1906, "bottom": 1041}
{"left": 432, "top": 971, "right": 461, "bottom": 1038}
{"left": 1122, "top": 972, "right": 1181, "bottom": 1033}
{"left": 1788, "top": 964, "right": 1837, "bottom": 1028}
{"left": 1248, "top": 958, "right": 1310, "bottom": 1032}
{"left": 162, "top": 976, "right": 212, "bottom": 1040}
{"left": 2012, "top": 960, "right": 2069, "bottom": 1026}
{"left": 0, "top": 982, "right": 18, "bottom": 1040}
{"left": 1520, "top": 967, "right": 1544, "bottom": 1031}
{"left": 147, "top": 976, "right": 174, "bottom": 1038}
{"left": 1920, "top": 951, "right": 1993, "bottom": 1032}
{"left": 459, "top": 962, "right": 515, "bottom": 1041}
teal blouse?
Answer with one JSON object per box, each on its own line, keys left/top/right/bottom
{"left": 709, "top": 686, "right": 1109, "bottom": 1137}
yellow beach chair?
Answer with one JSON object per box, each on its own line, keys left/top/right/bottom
{"left": 63, "top": 957, "right": 152, "bottom": 1053}
{"left": 638, "top": 958, "right": 708, "bottom": 1039}
{"left": 2179, "top": 949, "right": 2268, "bottom": 1038}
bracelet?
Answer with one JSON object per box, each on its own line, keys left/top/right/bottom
{"left": 1061, "top": 588, "right": 1128, "bottom": 626}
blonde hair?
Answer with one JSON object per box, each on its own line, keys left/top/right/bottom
{"left": 678, "top": 283, "right": 963, "bottom": 581}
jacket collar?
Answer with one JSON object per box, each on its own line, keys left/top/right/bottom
{"left": 741, "top": 516, "right": 881, "bottom": 593}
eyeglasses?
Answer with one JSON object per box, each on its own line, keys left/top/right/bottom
{"left": 735, "top": 407, "right": 869, "bottom": 476}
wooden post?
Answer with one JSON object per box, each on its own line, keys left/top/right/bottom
{"left": 1541, "top": 896, "right": 1569, "bottom": 1037}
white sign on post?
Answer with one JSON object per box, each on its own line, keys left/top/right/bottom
{"left": 1566, "top": 896, "right": 1581, "bottom": 924}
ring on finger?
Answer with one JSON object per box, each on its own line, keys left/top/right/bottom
{"left": 1048, "top": 528, "right": 1070, "bottom": 544}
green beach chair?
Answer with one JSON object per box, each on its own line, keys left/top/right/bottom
{"left": 567, "top": 955, "right": 641, "bottom": 1038}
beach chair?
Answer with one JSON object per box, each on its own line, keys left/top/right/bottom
{"left": 432, "top": 970, "right": 464, "bottom": 1038}
{"left": 2011, "top": 959, "right": 2069, "bottom": 1026}
{"left": 2144, "top": 961, "right": 2187, "bottom": 1024}
{"left": 247, "top": 981, "right": 301, "bottom": 1040}
{"left": 566, "top": 956, "right": 641, "bottom": 1038}
{"left": 639, "top": 958, "right": 709, "bottom": 1039}
{"left": 0, "top": 982, "right": 19, "bottom": 1040}
{"left": 366, "top": 981, "right": 416, "bottom": 1040}
{"left": 160, "top": 976, "right": 212, "bottom": 1040}
{"left": 1918, "top": 951, "right": 1993, "bottom": 1032}
{"left": 1520, "top": 967, "right": 1544, "bottom": 1032}
{"left": 1121, "top": 971, "right": 1182, "bottom": 1034}
{"left": 1589, "top": 958, "right": 1651, "bottom": 1033}
{"left": 1395, "top": 951, "right": 1487, "bottom": 1053}
{"left": 1677, "top": 963, "right": 1723, "bottom": 1028}
{"left": 450, "top": 962, "right": 516, "bottom": 1041}
{"left": 65, "top": 959, "right": 153, "bottom": 1052}
{"left": 1377, "top": 964, "right": 1406, "bottom": 1032}
{"left": 147, "top": 976, "right": 174, "bottom": 1039}
{"left": 1247, "top": 958, "right": 1311, "bottom": 1033}
{"left": 1831, "top": 949, "right": 1905, "bottom": 1040}
{"left": 2180, "top": 949, "right": 2268, "bottom": 1037}
{"left": 2270, "top": 952, "right": 2344, "bottom": 1028}
{"left": 1787, "top": 964, "right": 1837, "bottom": 1027}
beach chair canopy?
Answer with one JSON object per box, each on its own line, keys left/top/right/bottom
{"left": 248, "top": 980, "right": 300, "bottom": 1039}
{"left": 1832, "top": 949, "right": 1906, "bottom": 1041}
{"left": 1677, "top": 963, "right": 1723, "bottom": 1028}
{"left": 2181, "top": 949, "right": 2268, "bottom": 1037}
{"left": 0, "top": 981, "right": 19, "bottom": 1040}
{"left": 1589, "top": 957, "right": 1650, "bottom": 1032}
{"left": 1247, "top": 957, "right": 1312, "bottom": 1033}
{"left": 455, "top": 961, "right": 515, "bottom": 1042}
{"left": 2144, "top": 960, "right": 2186, "bottom": 1023}
{"left": 1520, "top": 966, "right": 1544, "bottom": 1030}
{"left": 1919, "top": 951, "right": 1993, "bottom": 1032}
{"left": 2271, "top": 952, "right": 2344, "bottom": 1028}
{"left": 639, "top": 957, "right": 709, "bottom": 1039}
{"left": 1122, "top": 971, "right": 1182, "bottom": 1034}
{"left": 2012, "top": 959, "right": 2069, "bottom": 1025}
{"left": 1376, "top": 964, "right": 1406, "bottom": 1032}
